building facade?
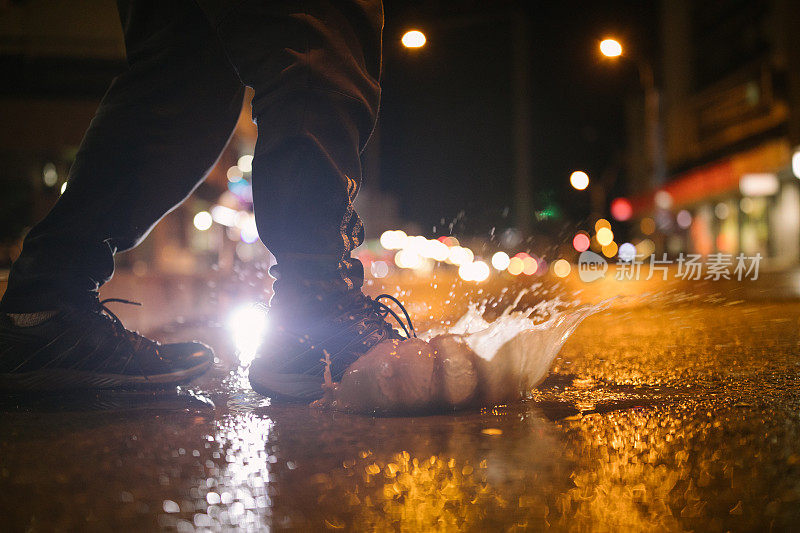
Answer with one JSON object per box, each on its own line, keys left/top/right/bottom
{"left": 627, "top": 0, "right": 800, "bottom": 267}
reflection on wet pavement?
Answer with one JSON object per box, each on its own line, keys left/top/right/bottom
{"left": 3, "top": 289, "right": 800, "bottom": 531}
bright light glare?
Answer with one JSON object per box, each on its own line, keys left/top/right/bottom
{"left": 228, "top": 304, "right": 268, "bottom": 359}
{"left": 395, "top": 249, "right": 422, "bottom": 269}
{"left": 739, "top": 173, "right": 778, "bottom": 197}
{"left": 458, "top": 260, "right": 491, "bottom": 282}
{"left": 401, "top": 30, "right": 426, "bottom": 48}
{"left": 380, "top": 230, "right": 408, "bottom": 250}
{"left": 793, "top": 150, "right": 800, "bottom": 178}
{"left": 552, "top": 259, "right": 571, "bottom": 278}
{"left": 600, "top": 38, "right": 622, "bottom": 57}
{"left": 211, "top": 205, "right": 238, "bottom": 227}
{"left": 239, "top": 214, "right": 259, "bottom": 243}
{"left": 237, "top": 154, "right": 254, "bottom": 173}
{"left": 447, "top": 246, "right": 474, "bottom": 266}
{"left": 193, "top": 211, "right": 213, "bottom": 231}
{"left": 491, "top": 251, "right": 511, "bottom": 271}
{"left": 60, "top": 182, "right": 68, "bottom": 194}
{"left": 420, "top": 238, "right": 449, "bottom": 261}
{"left": 570, "top": 170, "right": 589, "bottom": 191}
{"left": 596, "top": 227, "right": 614, "bottom": 246}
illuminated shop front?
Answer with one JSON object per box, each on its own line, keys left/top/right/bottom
{"left": 628, "top": 139, "right": 800, "bottom": 264}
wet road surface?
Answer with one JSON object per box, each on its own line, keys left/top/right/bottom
{"left": 2, "top": 274, "right": 800, "bottom": 531}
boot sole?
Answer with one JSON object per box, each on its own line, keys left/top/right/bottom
{"left": 249, "top": 371, "right": 325, "bottom": 403}
{"left": 0, "top": 360, "right": 212, "bottom": 391}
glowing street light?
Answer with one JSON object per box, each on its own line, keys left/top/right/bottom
{"left": 401, "top": 30, "right": 426, "bottom": 48}
{"left": 599, "top": 38, "right": 623, "bottom": 58}
{"left": 570, "top": 170, "right": 590, "bottom": 191}
{"left": 596, "top": 36, "right": 665, "bottom": 188}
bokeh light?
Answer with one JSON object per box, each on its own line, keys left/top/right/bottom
{"left": 394, "top": 249, "right": 422, "bottom": 269}
{"left": 640, "top": 217, "right": 656, "bottom": 235}
{"left": 491, "top": 251, "right": 511, "bottom": 271}
{"left": 448, "top": 246, "right": 474, "bottom": 266}
{"left": 237, "top": 155, "right": 253, "bottom": 173}
{"left": 522, "top": 256, "right": 538, "bottom": 275}
{"left": 618, "top": 242, "right": 636, "bottom": 262}
{"left": 193, "top": 211, "right": 213, "bottom": 231}
{"left": 239, "top": 215, "right": 259, "bottom": 243}
{"left": 401, "top": 30, "right": 426, "bottom": 48}
{"left": 610, "top": 198, "right": 632, "bottom": 221}
{"left": 676, "top": 209, "right": 692, "bottom": 229}
{"left": 595, "top": 218, "right": 612, "bottom": 232}
{"left": 458, "top": 260, "right": 490, "bottom": 282}
{"left": 599, "top": 38, "right": 623, "bottom": 57}
{"left": 569, "top": 171, "right": 590, "bottom": 191}
{"left": 380, "top": 230, "right": 408, "bottom": 250}
{"left": 552, "top": 259, "right": 571, "bottom": 278}
{"left": 421, "top": 239, "right": 449, "bottom": 261}
{"left": 507, "top": 257, "right": 524, "bottom": 276}
{"left": 227, "top": 166, "right": 243, "bottom": 183}
{"left": 654, "top": 190, "right": 673, "bottom": 209}
{"left": 211, "top": 205, "right": 238, "bottom": 227}
{"left": 370, "top": 260, "right": 389, "bottom": 278}
{"left": 572, "top": 232, "right": 590, "bottom": 252}
{"left": 42, "top": 163, "right": 57, "bottom": 187}
{"left": 596, "top": 227, "right": 614, "bottom": 246}
{"left": 637, "top": 239, "right": 655, "bottom": 257}
{"left": 602, "top": 241, "right": 618, "bottom": 258}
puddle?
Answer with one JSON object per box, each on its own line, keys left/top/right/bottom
{"left": 314, "top": 289, "right": 608, "bottom": 415}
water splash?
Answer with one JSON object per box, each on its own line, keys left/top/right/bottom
{"left": 315, "top": 289, "right": 607, "bottom": 414}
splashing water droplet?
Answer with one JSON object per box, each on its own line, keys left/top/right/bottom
{"left": 314, "top": 288, "right": 607, "bottom": 414}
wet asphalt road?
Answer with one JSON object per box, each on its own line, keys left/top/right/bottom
{"left": 2, "top": 272, "right": 800, "bottom": 531}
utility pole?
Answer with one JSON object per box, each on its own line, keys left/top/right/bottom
{"left": 512, "top": 9, "right": 533, "bottom": 235}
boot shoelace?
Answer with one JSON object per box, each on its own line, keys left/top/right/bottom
{"left": 369, "top": 294, "right": 417, "bottom": 339}
{"left": 92, "top": 297, "right": 158, "bottom": 376}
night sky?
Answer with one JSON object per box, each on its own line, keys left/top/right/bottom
{"left": 379, "top": 0, "right": 658, "bottom": 236}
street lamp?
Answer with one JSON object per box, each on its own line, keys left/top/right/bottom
{"left": 401, "top": 30, "right": 426, "bottom": 48}
{"left": 599, "top": 38, "right": 622, "bottom": 58}
{"left": 570, "top": 170, "right": 590, "bottom": 190}
{"left": 596, "top": 36, "right": 664, "bottom": 188}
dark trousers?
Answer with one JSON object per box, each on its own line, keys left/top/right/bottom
{"left": 1, "top": 0, "right": 382, "bottom": 312}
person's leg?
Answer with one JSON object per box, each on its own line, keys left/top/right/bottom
{"left": 0, "top": 0, "right": 245, "bottom": 312}
{"left": 0, "top": 0, "right": 244, "bottom": 390}
{"left": 198, "top": 0, "right": 383, "bottom": 307}
{"left": 195, "top": 0, "right": 404, "bottom": 401}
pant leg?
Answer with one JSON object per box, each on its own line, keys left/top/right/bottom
{"left": 199, "top": 0, "right": 383, "bottom": 302}
{"left": 0, "top": 0, "right": 245, "bottom": 312}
